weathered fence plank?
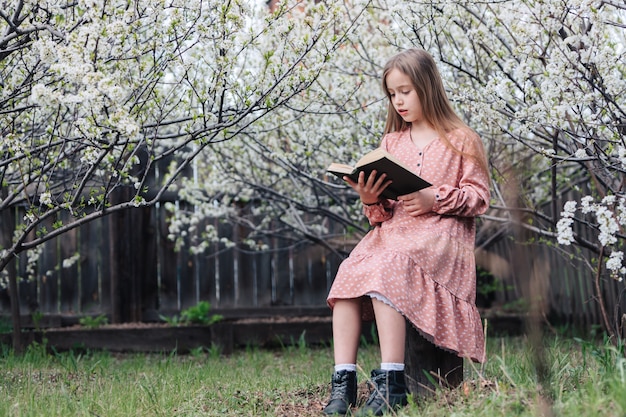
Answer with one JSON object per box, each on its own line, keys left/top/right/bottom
{"left": 156, "top": 204, "right": 180, "bottom": 312}
{"left": 80, "top": 217, "right": 104, "bottom": 313}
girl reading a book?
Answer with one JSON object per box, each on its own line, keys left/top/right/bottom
{"left": 323, "top": 48, "right": 490, "bottom": 416}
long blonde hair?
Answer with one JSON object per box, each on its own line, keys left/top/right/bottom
{"left": 381, "top": 48, "right": 488, "bottom": 172}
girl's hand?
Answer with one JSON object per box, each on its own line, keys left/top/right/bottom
{"left": 344, "top": 170, "right": 391, "bottom": 205}
{"left": 398, "top": 188, "right": 435, "bottom": 216}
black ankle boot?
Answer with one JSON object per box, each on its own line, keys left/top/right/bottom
{"left": 323, "top": 370, "right": 357, "bottom": 415}
{"left": 355, "top": 369, "right": 408, "bottom": 416}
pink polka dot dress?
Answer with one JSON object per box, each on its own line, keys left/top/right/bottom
{"left": 327, "top": 128, "right": 491, "bottom": 363}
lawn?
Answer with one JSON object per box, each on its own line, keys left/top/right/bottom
{"left": 1, "top": 333, "right": 624, "bottom": 416}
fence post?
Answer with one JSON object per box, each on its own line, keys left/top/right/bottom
{"left": 404, "top": 321, "right": 463, "bottom": 398}
{"left": 109, "top": 189, "right": 124, "bottom": 323}
{"left": 1, "top": 199, "right": 21, "bottom": 352}
{"left": 108, "top": 186, "right": 143, "bottom": 323}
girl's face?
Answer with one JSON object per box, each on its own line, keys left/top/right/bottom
{"left": 385, "top": 68, "right": 423, "bottom": 124}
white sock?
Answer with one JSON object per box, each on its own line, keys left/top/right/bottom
{"left": 381, "top": 362, "right": 404, "bottom": 371}
{"left": 334, "top": 363, "right": 357, "bottom": 373}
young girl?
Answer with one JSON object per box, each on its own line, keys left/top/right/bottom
{"left": 323, "top": 48, "right": 490, "bottom": 416}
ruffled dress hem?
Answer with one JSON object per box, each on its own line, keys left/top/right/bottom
{"left": 327, "top": 252, "right": 485, "bottom": 363}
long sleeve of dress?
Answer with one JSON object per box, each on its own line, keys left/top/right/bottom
{"left": 431, "top": 132, "right": 490, "bottom": 217}
{"left": 362, "top": 199, "right": 394, "bottom": 226}
{"left": 431, "top": 162, "right": 490, "bottom": 217}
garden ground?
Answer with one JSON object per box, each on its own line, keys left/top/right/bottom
{"left": 1, "top": 333, "right": 625, "bottom": 416}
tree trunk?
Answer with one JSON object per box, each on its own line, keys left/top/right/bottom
{"left": 404, "top": 321, "right": 463, "bottom": 398}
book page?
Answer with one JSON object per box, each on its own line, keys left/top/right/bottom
{"left": 356, "top": 148, "right": 387, "bottom": 167}
{"left": 327, "top": 163, "right": 355, "bottom": 174}
{"left": 356, "top": 148, "right": 413, "bottom": 172}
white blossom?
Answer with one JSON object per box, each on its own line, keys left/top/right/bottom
{"left": 557, "top": 216, "right": 575, "bottom": 245}
{"left": 557, "top": 201, "right": 578, "bottom": 245}
{"left": 596, "top": 206, "right": 619, "bottom": 246}
{"left": 62, "top": 253, "right": 81, "bottom": 269}
{"left": 24, "top": 212, "right": 36, "bottom": 223}
{"left": 39, "top": 192, "right": 52, "bottom": 207}
{"left": 616, "top": 146, "right": 626, "bottom": 170}
{"left": 602, "top": 195, "right": 617, "bottom": 206}
{"left": 574, "top": 148, "right": 587, "bottom": 159}
{"left": 562, "top": 201, "right": 577, "bottom": 216}
{"left": 606, "top": 251, "right": 626, "bottom": 280}
{"left": 80, "top": 147, "right": 101, "bottom": 166}
{"left": 580, "top": 196, "right": 595, "bottom": 214}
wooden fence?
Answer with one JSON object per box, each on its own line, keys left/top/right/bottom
{"left": 485, "top": 235, "right": 625, "bottom": 333}
{"left": 0, "top": 201, "right": 349, "bottom": 324}
{"left": 1, "top": 196, "right": 625, "bottom": 334}
{"left": 475, "top": 197, "right": 626, "bottom": 336}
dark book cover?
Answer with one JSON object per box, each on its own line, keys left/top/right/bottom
{"left": 327, "top": 149, "right": 432, "bottom": 200}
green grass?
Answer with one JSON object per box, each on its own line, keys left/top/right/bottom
{"left": 0, "top": 335, "right": 624, "bottom": 416}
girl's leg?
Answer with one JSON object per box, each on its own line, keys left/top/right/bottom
{"left": 355, "top": 298, "right": 408, "bottom": 417}
{"left": 323, "top": 298, "right": 362, "bottom": 415}
{"left": 371, "top": 298, "right": 405, "bottom": 363}
{"left": 332, "top": 298, "right": 362, "bottom": 364}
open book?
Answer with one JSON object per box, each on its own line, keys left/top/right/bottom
{"left": 327, "top": 148, "right": 432, "bottom": 200}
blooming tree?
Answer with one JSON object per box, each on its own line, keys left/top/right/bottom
{"left": 0, "top": 0, "right": 371, "bottom": 347}
{"left": 2, "top": 0, "right": 626, "bottom": 343}
{"left": 415, "top": 0, "right": 626, "bottom": 337}
{"left": 173, "top": 0, "right": 626, "bottom": 260}
{"left": 164, "top": 1, "right": 398, "bottom": 256}
{"left": 168, "top": 0, "right": 626, "bottom": 336}
{"left": 400, "top": 0, "right": 626, "bottom": 335}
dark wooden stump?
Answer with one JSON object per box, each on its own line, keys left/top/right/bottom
{"left": 404, "top": 321, "right": 463, "bottom": 398}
